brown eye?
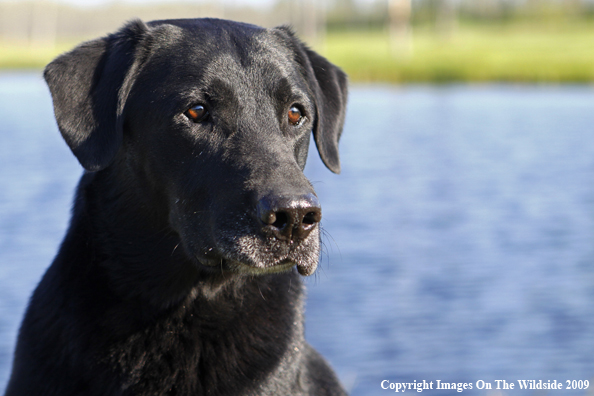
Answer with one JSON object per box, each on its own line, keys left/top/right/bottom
{"left": 186, "top": 105, "right": 209, "bottom": 123}
{"left": 288, "top": 106, "right": 303, "bottom": 125}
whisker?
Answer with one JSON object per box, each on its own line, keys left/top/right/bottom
{"left": 258, "top": 285, "right": 266, "bottom": 301}
{"left": 170, "top": 243, "right": 180, "bottom": 256}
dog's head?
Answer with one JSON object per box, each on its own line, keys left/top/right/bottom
{"left": 44, "top": 18, "right": 347, "bottom": 277}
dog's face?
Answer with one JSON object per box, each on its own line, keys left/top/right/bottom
{"left": 44, "top": 19, "right": 347, "bottom": 277}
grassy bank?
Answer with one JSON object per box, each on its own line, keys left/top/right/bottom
{"left": 323, "top": 22, "right": 594, "bottom": 83}
{"left": 2, "top": 22, "right": 594, "bottom": 83}
{"left": 0, "top": 42, "right": 77, "bottom": 70}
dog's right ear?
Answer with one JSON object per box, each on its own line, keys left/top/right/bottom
{"left": 272, "top": 26, "right": 348, "bottom": 174}
{"left": 44, "top": 20, "right": 149, "bottom": 172}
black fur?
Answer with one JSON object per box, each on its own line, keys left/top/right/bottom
{"left": 5, "top": 18, "right": 348, "bottom": 396}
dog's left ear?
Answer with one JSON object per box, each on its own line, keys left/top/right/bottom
{"left": 44, "top": 20, "right": 149, "bottom": 171}
{"left": 275, "top": 27, "right": 348, "bottom": 174}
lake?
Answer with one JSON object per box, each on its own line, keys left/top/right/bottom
{"left": 1, "top": 72, "right": 594, "bottom": 395}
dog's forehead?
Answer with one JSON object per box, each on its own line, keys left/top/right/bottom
{"left": 142, "top": 20, "right": 303, "bottom": 93}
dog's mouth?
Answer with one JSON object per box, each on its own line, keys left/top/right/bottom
{"left": 196, "top": 254, "right": 317, "bottom": 277}
{"left": 192, "top": 233, "right": 319, "bottom": 277}
{"left": 179, "top": 210, "right": 321, "bottom": 277}
{"left": 229, "top": 258, "right": 299, "bottom": 275}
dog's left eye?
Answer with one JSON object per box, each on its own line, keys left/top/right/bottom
{"left": 185, "top": 105, "right": 209, "bottom": 123}
{"left": 288, "top": 106, "right": 303, "bottom": 126}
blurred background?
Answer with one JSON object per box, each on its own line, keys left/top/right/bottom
{"left": 2, "top": 0, "right": 594, "bottom": 81}
{"left": 1, "top": 0, "right": 594, "bottom": 395}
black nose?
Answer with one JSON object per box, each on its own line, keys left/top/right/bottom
{"left": 257, "top": 193, "right": 322, "bottom": 242}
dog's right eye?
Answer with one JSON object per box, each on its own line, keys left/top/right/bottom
{"left": 185, "top": 105, "right": 209, "bottom": 123}
{"left": 288, "top": 106, "right": 303, "bottom": 126}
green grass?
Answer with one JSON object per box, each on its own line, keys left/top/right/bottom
{"left": 2, "top": 22, "right": 594, "bottom": 83}
{"left": 321, "top": 22, "right": 594, "bottom": 83}
{"left": 0, "top": 42, "right": 76, "bottom": 70}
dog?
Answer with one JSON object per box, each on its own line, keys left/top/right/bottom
{"left": 4, "top": 18, "right": 347, "bottom": 396}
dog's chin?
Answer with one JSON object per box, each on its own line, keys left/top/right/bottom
{"left": 228, "top": 259, "right": 296, "bottom": 275}
{"left": 195, "top": 255, "right": 317, "bottom": 276}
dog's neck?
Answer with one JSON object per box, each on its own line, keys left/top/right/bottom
{"left": 71, "top": 169, "right": 198, "bottom": 307}
{"left": 102, "top": 271, "right": 306, "bottom": 395}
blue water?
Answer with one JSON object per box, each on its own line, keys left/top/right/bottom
{"left": 1, "top": 72, "right": 594, "bottom": 395}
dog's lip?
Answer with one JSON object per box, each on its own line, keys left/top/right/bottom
{"left": 196, "top": 252, "right": 221, "bottom": 268}
{"left": 196, "top": 252, "right": 313, "bottom": 276}
{"left": 226, "top": 258, "right": 296, "bottom": 275}
{"left": 235, "top": 259, "right": 296, "bottom": 274}
{"left": 231, "top": 259, "right": 317, "bottom": 276}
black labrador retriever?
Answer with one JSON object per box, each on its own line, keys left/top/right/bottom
{"left": 4, "top": 18, "right": 347, "bottom": 396}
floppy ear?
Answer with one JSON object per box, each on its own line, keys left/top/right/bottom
{"left": 275, "top": 27, "right": 348, "bottom": 174}
{"left": 44, "top": 20, "right": 149, "bottom": 171}
{"left": 304, "top": 47, "right": 348, "bottom": 174}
